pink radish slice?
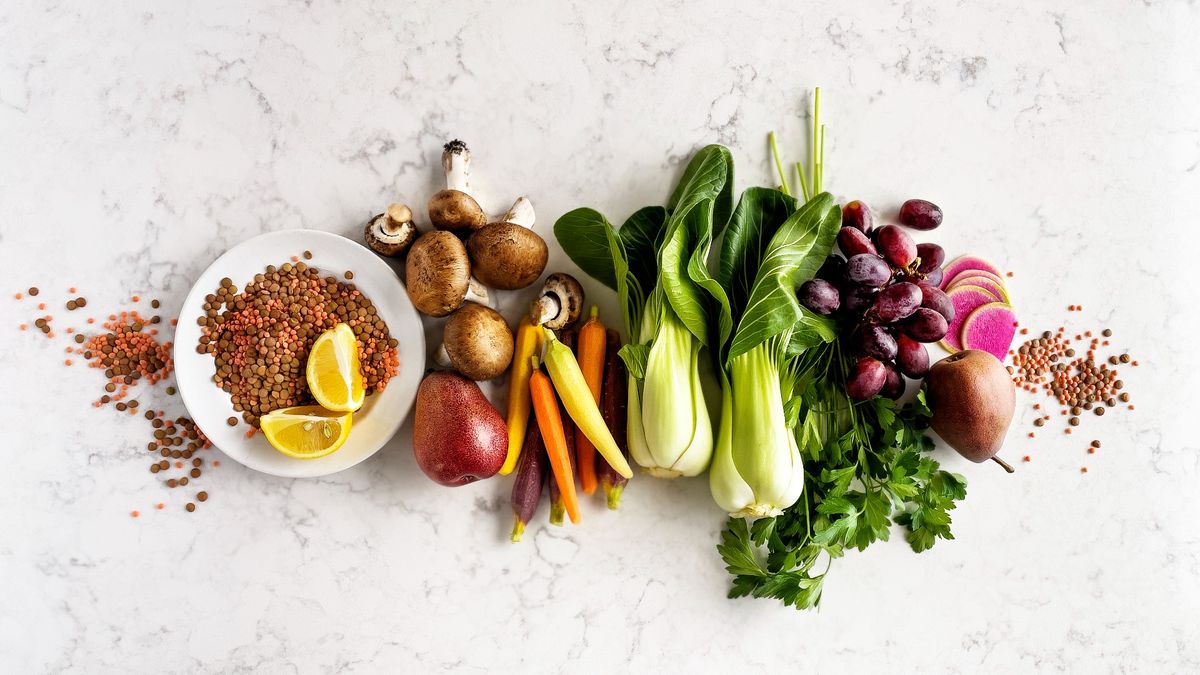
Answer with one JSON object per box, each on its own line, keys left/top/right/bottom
{"left": 940, "top": 255, "right": 1004, "bottom": 290}
{"left": 945, "top": 268, "right": 1006, "bottom": 291}
{"left": 939, "top": 285, "right": 998, "bottom": 352}
{"left": 949, "top": 275, "right": 1010, "bottom": 303}
{"left": 961, "top": 302, "right": 1018, "bottom": 362}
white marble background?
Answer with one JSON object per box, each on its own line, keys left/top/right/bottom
{"left": 2, "top": 0, "right": 1199, "bottom": 672}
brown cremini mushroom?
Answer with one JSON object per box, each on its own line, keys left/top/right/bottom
{"left": 364, "top": 203, "right": 418, "bottom": 257}
{"left": 467, "top": 197, "right": 548, "bottom": 290}
{"left": 435, "top": 303, "right": 514, "bottom": 380}
{"left": 405, "top": 231, "right": 489, "bottom": 317}
{"left": 428, "top": 140, "right": 486, "bottom": 232}
{"left": 529, "top": 273, "right": 584, "bottom": 330}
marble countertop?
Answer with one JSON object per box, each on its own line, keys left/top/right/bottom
{"left": 2, "top": 1, "right": 1198, "bottom": 672}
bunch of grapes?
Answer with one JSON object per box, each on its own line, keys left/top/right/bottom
{"left": 799, "top": 199, "right": 953, "bottom": 401}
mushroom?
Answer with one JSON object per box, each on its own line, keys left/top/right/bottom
{"left": 467, "top": 197, "right": 548, "bottom": 290}
{"left": 405, "top": 230, "right": 490, "bottom": 317}
{"left": 434, "top": 303, "right": 514, "bottom": 380}
{"left": 364, "top": 203, "right": 418, "bottom": 257}
{"left": 529, "top": 273, "right": 584, "bottom": 330}
{"left": 428, "top": 140, "right": 486, "bottom": 232}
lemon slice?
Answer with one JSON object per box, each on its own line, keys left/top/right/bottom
{"left": 307, "top": 323, "right": 365, "bottom": 412}
{"left": 260, "top": 405, "right": 353, "bottom": 459}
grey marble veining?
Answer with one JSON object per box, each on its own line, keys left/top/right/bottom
{"left": 2, "top": 0, "right": 1199, "bottom": 672}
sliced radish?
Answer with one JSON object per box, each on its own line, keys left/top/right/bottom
{"left": 961, "top": 302, "right": 1018, "bottom": 361}
{"left": 949, "top": 275, "right": 1010, "bottom": 303}
{"left": 939, "top": 285, "right": 998, "bottom": 352}
{"left": 940, "top": 255, "right": 1004, "bottom": 290}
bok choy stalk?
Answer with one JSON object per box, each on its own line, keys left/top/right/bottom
{"left": 707, "top": 190, "right": 841, "bottom": 517}
{"left": 554, "top": 146, "right": 734, "bottom": 478}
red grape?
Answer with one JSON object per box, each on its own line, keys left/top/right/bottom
{"left": 915, "top": 243, "right": 945, "bottom": 274}
{"left": 854, "top": 324, "right": 897, "bottom": 361}
{"left": 837, "top": 227, "right": 876, "bottom": 257}
{"left": 880, "top": 362, "right": 905, "bottom": 399}
{"left": 846, "top": 357, "right": 887, "bottom": 401}
{"left": 871, "top": 282, "right": 922, "bottom": 323}
{"left": 846, "top": 254, "right": 891, "bottom": 287}
{"left": 817, "top": 254, "right": 847, "bottom": 284}
{"left": 899, "top": 199, "right": 943, "bottom": 231}
{"left": 842, "top": 200, "right": 873, "bottom": 232}
{"left": 922, "top": 266, "right": 944, "bottom": 286}
{"left": 895, "top": 334, "right": 930, "bottom": 377}
{"left": 799, "top": 279, "right": 840, "bottom": 315}
{"left": 875, "top": 225, "right": 917, "bottom": 268}
{"left": 902, "top": 308, "right": 949, "bottom": 343}
{"left": 917, "top": 282, "right": 954, "bottom": 322}
{"left": 840, "top": 285, "right": 878, "bottom": 313}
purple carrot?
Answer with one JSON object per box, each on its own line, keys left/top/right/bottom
{"left": 510, "top": 421, "right": 548, "bottom": 542}
{"left": 598, "top": 329, "right": 630, "bottom": 509}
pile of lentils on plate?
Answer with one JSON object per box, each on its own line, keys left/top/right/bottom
{"left": 195, "top": 258, "right": 400, "bottom": 427}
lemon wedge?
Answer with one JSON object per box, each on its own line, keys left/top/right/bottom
{"left": 306, "top": 323, "right": 365, "bottom": 412}
{"left": 260, "top": 405, "right": 353, "bottom": 459}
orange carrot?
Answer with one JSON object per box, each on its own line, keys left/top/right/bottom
{"left": 530, "top": 356, "right": 580, "bottom": 524}
{"left": 573, "top": 306, "right": 606, "bottom": 495}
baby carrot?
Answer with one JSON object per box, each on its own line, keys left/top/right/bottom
{"left": 530, "top": 356, "right": 580, "bottom": 524}
{"left": 573, "top": 306, "right": 606, "bottom": 495}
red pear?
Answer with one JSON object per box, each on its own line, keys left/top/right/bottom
{"left": 413, "top": 370, "right": 506, "bottom": 486}
{"left": 925, "top": 350, "right": 1016, "bottom": 472}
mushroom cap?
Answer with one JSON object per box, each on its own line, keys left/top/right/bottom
{"left": 532, "top": 273, "right": 585, "bottom": 330}
{"left": 428, "top": 189, "right": 486, "bottom": 232}
{"left": 467, "top": 223, "right": 549, "bottom": 290}
{"left": 364, "top": 205, "right": 417, "bottom": 258}
{"left": 442, "top": 303, "right": 514, "bottom": 381}
{"left": 405, "top": 231, "right": 471, "bottom": 317}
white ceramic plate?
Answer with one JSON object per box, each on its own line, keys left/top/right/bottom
{"left": 174, "top": 229, "right": 423, "bottom": 478}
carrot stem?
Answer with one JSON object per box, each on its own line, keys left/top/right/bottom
{"left": 530, "top": 356, "right": 580, "bottom": 524}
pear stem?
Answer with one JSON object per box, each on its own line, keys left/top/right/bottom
{"left": 991, "top": 456, "right": 1015, "bottom": 473}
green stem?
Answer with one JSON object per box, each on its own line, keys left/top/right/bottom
{"left": 769, "top": 131, "right": 791, "bottom": 196}
{"left": 795, "top": 162, "right": 810, "bottom": 202}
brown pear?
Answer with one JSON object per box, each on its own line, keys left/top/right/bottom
{"left": 925, "top": 350, "right": 1016, "bottom": 472}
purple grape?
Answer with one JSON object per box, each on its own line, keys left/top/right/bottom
{"left": 837, "top": 227, "right": 876, "bottom": 257}
{"left": 875, "top": 225, "right": 917, "bottom": 269}
{"left": 840, "top": 285, "right": 878, "bottom": 313}
{"left": 841, "top": 200, "right": 873, "bottom": 232}
{"left": 915, "top": 243, "right": 945, "bottom": 274}
{"left": 880, "top": 362, "right": 905, "bottom": 399}
{"left": 923, "top": 266, "right": 944, "bottom": 286}
{"left": 799, "top": 279, "right": 840, "bottom": 315}
{"left": 899, "top": 199, "right": 943, "bottom": 231}
{"left": 846, "top": 357, "right": 887, "bottom": 401}
{"left": 917, "top": 282, "right": 955, "bottom": 322}
{"left": 871, "top": 282, "right": 922, "bottom": 323}
{"left": 895, "top": 334, "right": 930, "bottom": 378}
{"left": 902, "top": 308, "right": 949, "bottom": 343}
{"left": 854, "top": 324, "right": 898, "bottom": 361}
{"left": 817, "top": 255, "right": 847, "bottom": 285}
{"left": 846, "top": 254, "right": 891, "bottom": 287}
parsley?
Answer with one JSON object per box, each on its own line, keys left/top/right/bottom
{"left": 718, "top": 341, "right": 967, "bottom": 610}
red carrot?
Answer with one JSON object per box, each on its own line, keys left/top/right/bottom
{"left": 598, "top": 329, "right": 630, "bottom": 509}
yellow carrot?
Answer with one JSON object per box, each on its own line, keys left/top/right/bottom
{"left": 530, "top": 356, "right": 580, "bottom": 524}
{"left": 541, "top": 328, "right": 633, "bottom": 479}
{"left": 500, "top": 316, "right": 543, "bottom": 475}
{"left": 573, "top": 306, "right": 606, "bottom": 495}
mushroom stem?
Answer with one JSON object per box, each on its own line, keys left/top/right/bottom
{"left": 382, "top": 203, "right": 413, "bottom": 235}
{"left": 465, "top": 277, "right": 491, "bottom": 306}
{"left": 442, "top": 140, "right": 471, "bottom": 193}
{"left": 433, "top": 343, "right": 453, "bottom": 368}
{"left": 530, "top": 295, "right": 560, "bottom": 327}
{"left": 499, "top": 196, "right": 535, "bottom": 228}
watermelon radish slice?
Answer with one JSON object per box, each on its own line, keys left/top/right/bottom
{"left": 949, "top": 275, "right": 1011, "bottom": 303}
{"left": 946, "top": 268, "right": 1006, "bottom": 291}
{"left": 961, "top": 302, "right": 1018, "bottom": 361}
{"left": 939, "top": 285, "right": 999, "bottom": 352}
{"left": 940, "top": 255, "right": 1003, "bottom": 290}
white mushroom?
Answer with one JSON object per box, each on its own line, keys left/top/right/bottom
{"left": 364, "top": 203, "right": 418, "bottom": 257}
{"left": 529, "top": 273, "right": 584, "bottom": 330}
{"left": 428, "top": 140, "right": 486, "bottom": 232}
